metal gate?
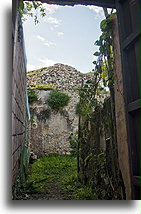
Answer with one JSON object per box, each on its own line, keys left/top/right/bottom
{"left": 115, "top": 0, "right": 140, "bottom": 199}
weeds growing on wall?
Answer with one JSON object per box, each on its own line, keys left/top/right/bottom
{"left": 28, "top": 90, "right": 38, "bottom": 104}
{"left": 77, "top": 13, "right": 125, "bottom": 199}
{"left": 28, "top": 84, "right": 56, "bottom": 91}
{"left": 47, "top": 90, "right": 70, "bottom": 111}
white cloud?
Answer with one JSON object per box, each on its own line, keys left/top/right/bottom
{"left": 46, "top": 16, "right": 61, "bottom": 25}
{"left": 41, "top": 4, "right": 62, "bottom": 26}
{"left": 39, "top": 58, "right": 56, "bottom": 67}
{"left": 44, "top": 41, "right": 56, "bottom": 47}
{"left": 44, "top": 42, "right": 50, "bottom": 47}
{"left": 87, "top": 6, "right": 104, "bottom": 19}
{"left": 57, "top": 32, "right": 64, "bottom": 37}
{"left": 36, "top": 35, "right": 45, "bottom": 41}
{"left": 107, "top": 8, "right": 116, "bottom": 13}
{"left": 27, "top": 58, "right": 56, "bottom": 71}
{"left": 43, "top": 4, "right": 61, "bottom": 14}
{"left": 27, "top": 64, "right": 40, "bottom": 71}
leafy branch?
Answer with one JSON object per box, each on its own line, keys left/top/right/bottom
{"left": 18, "top": 1, "right": 46, "bottom": 24}
{"left": 77, "top": 13, "right": 115, "bottom": 118}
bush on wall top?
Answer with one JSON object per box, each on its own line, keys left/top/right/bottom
{"left": 47, "top": 90, "right": 70, "bottom": 111}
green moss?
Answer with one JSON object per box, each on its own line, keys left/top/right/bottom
{"left": 47, "top": 90, "right": 70, "bottom": 110}
{"left": 27, "top": 67, "right": 49, "bottom": 76}
{"left": 28, "top": 84, "right": 56, "bottom": 91}
{"left": 28, "top": 90, "right": 38, "bottom": 104}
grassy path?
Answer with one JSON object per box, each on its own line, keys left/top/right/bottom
{"left": 22, "top": 154, "right": 98, "bottom": 200}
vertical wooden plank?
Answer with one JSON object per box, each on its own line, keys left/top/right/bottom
{"left": 115, "top": 0, "right": 140, "bottom": 199}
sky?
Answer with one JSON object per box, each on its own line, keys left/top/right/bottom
{"left": 23, "top": 4, "right": 106, "bottom": 73}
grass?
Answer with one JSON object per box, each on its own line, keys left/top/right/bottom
{"left": 25, "top": 154, "right": 98, "bottom": 200}
{"left": 60, "top": 172, "right": 98, "bottom": 200}
{"left": 27, "top": 67, "right": 49, "bottom": 76}
{"left": 25, "top": 154, "right": 76, "bottom": 194}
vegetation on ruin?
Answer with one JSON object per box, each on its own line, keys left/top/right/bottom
{"left": 28, "top": 84, "right": 56, "bottom": 91}
{"left": 77, "top": 14, "right": 115, "bottom": 118}
{"left": 47, "top": 90, "right": 70, "bottom": 111}
{"left": 27, "top": 67, "right": 49, "bottom": 76}
{"left": 76, "top": 13, "right": 124, "bottom": 200}
{"left": 28, "top": 90, "right": 38, "bottom": 104}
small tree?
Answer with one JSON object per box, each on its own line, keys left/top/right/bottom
{"left": 47, "top": 90, "right": 70, "bottom": 111}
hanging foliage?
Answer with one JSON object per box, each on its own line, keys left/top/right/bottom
{"left": 18, "top": 1, "right": 46, "bottom": 24}
{"left": 77, "top": 13, "right": 115, "bottom": 118}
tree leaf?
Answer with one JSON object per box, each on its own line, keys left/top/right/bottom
{"left": 93, "top": 51, "right": 100, "bottom": 56}
{"left": 33, "top": 1, "right": 39, "bottom": 10}
{"left": 93, "top": 61, "right": 97, "bottom": 65}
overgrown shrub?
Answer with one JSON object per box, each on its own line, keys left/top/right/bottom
{"left": 47, "top": 90, "right": 70, "bottom": 110}
{"left": 28, "top": 90, "right": 38, "bottom": 103}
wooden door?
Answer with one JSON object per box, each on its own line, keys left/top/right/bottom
{"left": 116, "top": 0, "right": 140, "bottom": 199}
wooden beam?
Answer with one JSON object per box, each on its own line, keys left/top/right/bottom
{"left": 22, "top": 0, "right": 116, "bottom": 8}
{"left": 133, "top": 176, "right": 140, "bottom": 187}
{"left": 122, "top": 30, "right": 140, "bottom": 50}
{"left": 128, "top": 99, "right": 140, "bottom": 113}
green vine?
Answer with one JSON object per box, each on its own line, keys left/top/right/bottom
{"left": 18, "top": 1, "right": 46, "bottom": 24}
{"left": 77, "top": 14, "right": 115, "bottom": 118}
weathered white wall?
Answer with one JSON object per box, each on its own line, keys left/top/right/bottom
{"left": 29, "top": 89, "right": 79, "bottom": 156}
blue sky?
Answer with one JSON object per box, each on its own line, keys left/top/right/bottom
{"left": 23, "top": 4, "right": 106, "bottom": 73}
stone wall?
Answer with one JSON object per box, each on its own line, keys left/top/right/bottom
{"left": 27, "top": 64, "right": 95, "bottom": 156}
{"left": 27, "top": 63, "right": 92, "bottom": 89}
{"left": 29, "top": 89, "right": 79, "bottom": 156}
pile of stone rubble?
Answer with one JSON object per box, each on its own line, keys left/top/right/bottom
{"left": 27, "top": 63, "right": 93, "bottom": 90}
